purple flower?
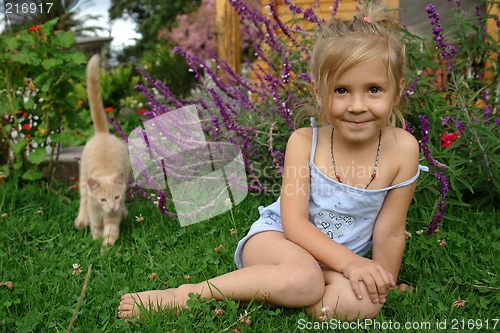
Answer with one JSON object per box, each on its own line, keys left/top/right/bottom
{"left": 231, "top": 0, "right": 285, "bottom": 57}
{"left": 432, "top": 26, "right": 443, "bottom": 34}
{"left": 441, "top": 115, "right": 452, "bottom": 126}
{"left": 402, "top": 77, "right": 419, "bottom": 98}
{"left": 108, "top": 116, "right": 128, "bottom": 142}
{"left": 298, "top": 73, "right": 311, "bottom": 82}
{"left": 453, "top": 120, "right": 465, "bottom": 132}
{"left": 268, "top": 2, "right": 297, "bottom": 48}
{"left": 157, "top": 190, "right": 168, "bottom": 216}
{"left": 271, "top": 150, "right": 285, "bottom": 174}
{"left": 475, "top": 6, "right": 482, "bottom": 17}
{"left": 419, "top": 115, "right": 448, "bottom": 170}
{"left": 427, "top": 172, "right": 449, "bottom": 234}
{"left": 281, "top": 57, "right": 291, "bottom": 84}
{"left": 284, "top": 0, "right": 324, "bottom": 26}
{"left": 212, "top": 116, "right": 221, "bottom": 143}
{"left": 264, "top": 74, "right": 294, "bottom": 128}
{"left": 134, "top": 80, "right": 170, "bottom": 116}
{"left": 405, "top": 121, "right": 414, "bottom": 134}
{"left": 331, "top": 0, "right": 340, "bottom": 17}
{"left": 483, "top": 106, "right": 491, "bottom": 119}
{"left": 425, "top": 4, "right": 456, "bottom": 62}
{"left": 442, "top": 115, "right": 465, "bottom": 132}
{"left": 303, "top": 8, "right": 322, "bottom": 25}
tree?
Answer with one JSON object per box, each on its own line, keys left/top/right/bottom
{"left": 158, "top": 0, "right": 260, "bottom": 61}
{"left": 159, "top": 0, "right": 216, "bottom": 59}
{"left": 108, "top": 0, "right": 201, "bottom": 61}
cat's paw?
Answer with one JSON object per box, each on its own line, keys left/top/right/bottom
{"left": 74, "top": 215, "right": 89, "bottom": 230}
{"left": 91, "top": 227, "right": 103, "bottom": 239}
{"left": 102, "top": 235, "right": 117, "bottom": 246}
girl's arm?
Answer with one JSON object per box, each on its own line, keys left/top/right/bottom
{"left": 372, "top": 130, "right": 420, "bottom": 280}
{"left": 280, "top": 128, "right": 394, "bottom": 302}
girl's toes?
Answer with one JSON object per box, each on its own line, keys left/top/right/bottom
{"left": 117, "top": 304, "right": 137, "bottom": 319}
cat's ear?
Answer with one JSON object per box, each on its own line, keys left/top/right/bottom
{"left": 88, "top": 178, "right": 100, "bottom": 190}
{"left": 114, "top": 173, "right": 125, "bottom": 185}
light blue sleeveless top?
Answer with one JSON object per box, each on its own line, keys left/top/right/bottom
{"left": 256, "top": 119, "right": 428, "bottom": 256}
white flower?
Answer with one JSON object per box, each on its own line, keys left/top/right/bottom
{"left": 72, "top": 263, "right": 82, "bottom": 275}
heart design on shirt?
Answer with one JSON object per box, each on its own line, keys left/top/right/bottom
{"left": 314, "top": 211, "right": 354, "bottom": 240}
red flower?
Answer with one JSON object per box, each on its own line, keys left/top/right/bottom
{"left": 440, "top": 131, "right": 460, "bottom": 148}
{"left": 104, "top": 107, "right": 114, "bottom": 113}
{"left": 28, "top": 25, "right": 41, "bottom": 32}
{"left": 78, "top": 99, "right": 84, "bottom": 105}
{"left": 72, "top": 178, "right": 79, "bottom": 191}
{"left": 22, "top": 124, "right": 31, "bottom": 131}
{"left": 138, "top": 108, "right": 148, "bottom": 116}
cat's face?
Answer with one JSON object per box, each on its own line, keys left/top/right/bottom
{"left": 88, "top": 173, "right": 126, "bottom": 213}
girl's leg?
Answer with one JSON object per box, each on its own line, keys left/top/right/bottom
{"left": 118, "top": 231, "right": 325, "bottom": 318}
{"left": 305, "top": 269, "right": 384, "bottom": 321}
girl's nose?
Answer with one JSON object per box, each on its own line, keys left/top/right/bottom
{"left": 348, "top": 95, "right": 368, "bottom": 113}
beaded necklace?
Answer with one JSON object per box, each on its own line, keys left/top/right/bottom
{"left": 330, "top": 128, "right": 382, "bottom": 189}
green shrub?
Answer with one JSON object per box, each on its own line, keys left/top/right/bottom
{"left": 0, "top": 18, "right": 87, "bottom": 183}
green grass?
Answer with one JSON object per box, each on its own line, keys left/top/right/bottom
{"left": 0, "top": 181, "right": 498, "bottom": 332}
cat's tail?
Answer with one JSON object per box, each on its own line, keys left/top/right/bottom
{"left": 87, "top": 54, "right": 109, "bottom": 134}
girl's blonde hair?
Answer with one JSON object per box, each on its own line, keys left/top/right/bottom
{"left": 309, "top": 3, "right": 406, "bottom": 127}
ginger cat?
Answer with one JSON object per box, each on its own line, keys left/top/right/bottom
{"left": 74, "top": 54, "right": 131, "bottom": 246}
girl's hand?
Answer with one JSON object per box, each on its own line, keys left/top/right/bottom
{"left": 342, "top": 259, "right": 396, "bottom": 304}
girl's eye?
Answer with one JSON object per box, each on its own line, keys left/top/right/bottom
{"left": 369, "top": 87, "right": 381, "bottom": 93}
{"left": 335, "top": 88, "right": 348, "bottom": 94}
{"left": 114, "top": 196, "right": 120, "bottom": 200}
{"left": 100, "top": 198, "right": 107, "bottom": 202}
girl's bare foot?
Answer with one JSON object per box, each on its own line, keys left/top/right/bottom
{"left": 117, "top": 288, "right": 188, "bottom": 319}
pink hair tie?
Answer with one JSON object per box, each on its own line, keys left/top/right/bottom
{"left": 363, "top": 16, "right": 373, "bottom": 23}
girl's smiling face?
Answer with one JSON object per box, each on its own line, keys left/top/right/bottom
{"left": 326, "top": 57, "right": 401, "bottom": 143}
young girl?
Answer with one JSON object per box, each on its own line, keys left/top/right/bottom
{"left": 118, "top": 4, "right": 427, "bottom": 321}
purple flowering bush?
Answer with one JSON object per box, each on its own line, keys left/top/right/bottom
{"left": 403, "top": 1, "right": 499, "bottom": 232}
{"left": 123, "top": 0, "right": 498, "bottom": 232}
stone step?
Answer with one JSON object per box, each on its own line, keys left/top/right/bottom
{"left": 44, "top": 146, "right": 83, "bottom": 184}
{"left": 57, "top": 146, "right": 84, "bottom": 162}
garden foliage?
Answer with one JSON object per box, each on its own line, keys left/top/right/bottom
{"left": 0, "top": 18, "right": 87, "bottom": 182}
{"left": 0, "top": 1, "right": 498, "bottom": 233}
{"left": 125, "top": 0, "right": 498, "bottom": 232}
{"left": 404, "top": 1, "right": 499, "bottom": 228}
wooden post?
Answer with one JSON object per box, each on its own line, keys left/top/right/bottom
{"left": 215, "top": 0, "right": 241, "bottom": 75}
{"left": 485, "top": 3, "right": 499, "bottom": 84}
